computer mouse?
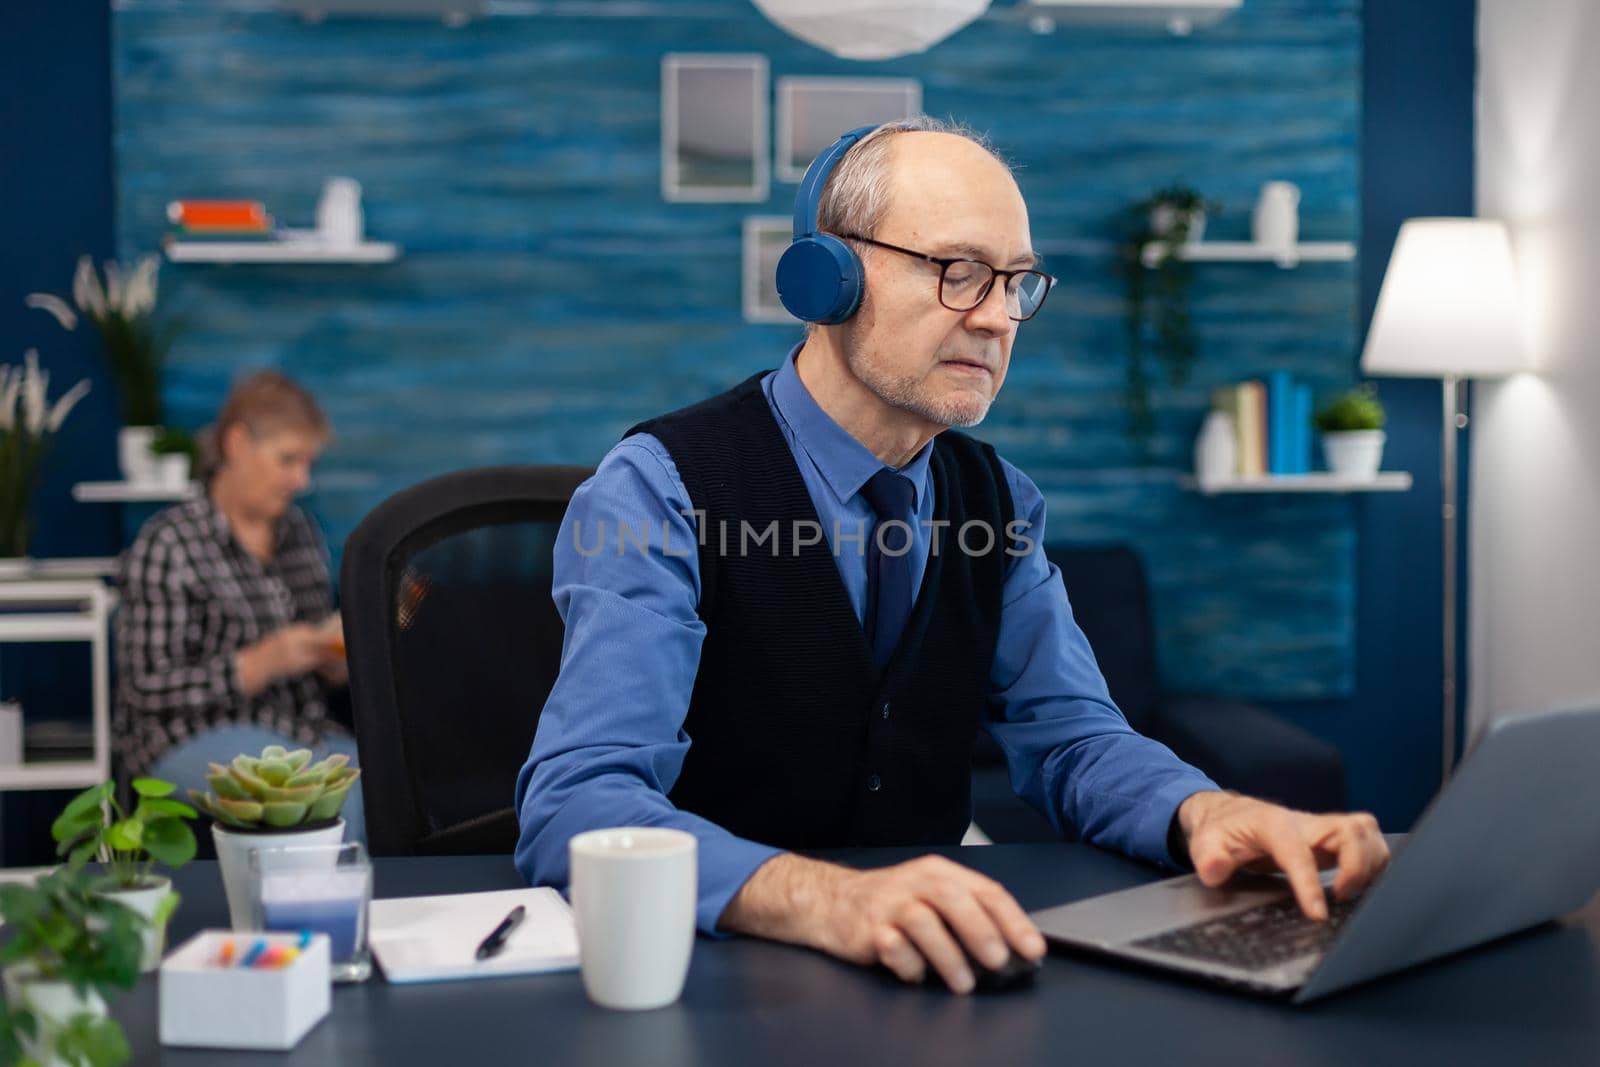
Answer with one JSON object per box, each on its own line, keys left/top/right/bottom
{"left": 923, "top": 948, "right": 1042, "bottom": 993}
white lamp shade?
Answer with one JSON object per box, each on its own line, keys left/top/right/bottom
{"left": 1361, "top": 218, "right": 1530, "bottom": 379}
{"left": 751, "top": 0, "right": 992, "bottom": 61}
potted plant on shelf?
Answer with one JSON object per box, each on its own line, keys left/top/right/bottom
{"left": 189, "top": 745, "right": 361, "bottom": 929}
{"left": 1315, "top": 384, "right": 1387, "bottom": 479}
{"left": 50, "top": 777, "right": 199, "bottom": 973}
{"left": 1119, "top": 185, "right": 1219, "bottom": 455}
{"left": 0, "top": 865, "right": 142, "bottom": 1067}
{"left": 148, "top": 425, "right": 199, "bottom": 491}
{"left": 0, "top": 351, "right": 92, "bottom": 568}
{"left": 25, "top": 254, "right": 179, "bottom": 484}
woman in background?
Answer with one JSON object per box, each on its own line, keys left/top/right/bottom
{"left": 114, "top": 370, "right": 364, "bottom": 842}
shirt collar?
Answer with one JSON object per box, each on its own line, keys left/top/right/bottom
{"left": 769, "top": 344, "right": 933, "bottom": 510}
{"left": 200, "top": 490, "right": 291, "bottom": 552}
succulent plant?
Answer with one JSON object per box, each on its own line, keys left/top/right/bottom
{"left": 188, "top": 746, "right": 361, "bottom": 831}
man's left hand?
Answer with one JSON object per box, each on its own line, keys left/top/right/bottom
{"left": 1177, "top": 791, "right": 1389, "bottom": 921}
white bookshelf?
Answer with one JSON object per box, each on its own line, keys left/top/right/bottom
{"left": 0, "top": 582, "right": 111, "bottom": 792}
{"left": 1141, "top": 241, "right": 1357, "bottom": 268}
{"left": 1181, "top": 472, "right": 1413, "bottom": 495}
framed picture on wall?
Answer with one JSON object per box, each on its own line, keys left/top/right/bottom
{"left": 776, "top": 77, "right": 922, "bottom": 183}
{"left": 743, "top": 216, "right": 798, "bottom": 324}
{"left": 662, "top": 54, "right": 770, "bottom": 202}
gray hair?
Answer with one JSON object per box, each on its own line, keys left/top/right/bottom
{"left": 814, "top": 116, "right": 1012, "bottom": 241}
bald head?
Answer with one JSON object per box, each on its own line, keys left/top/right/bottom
{"left": 815, "top": 118, "right": 1021, "bottom": 242}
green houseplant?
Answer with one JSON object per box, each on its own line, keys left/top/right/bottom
{"left": 1314, "top": 384, "right": 1387, "bottom": 479}
{"left": 0, "top": 351, "right": 92, "bottom": 560}
{"left": 189, "top": 746, "right": 361, "bottom": 929}
{"left": 1118, "top": 185, "right": 1219, "bottom": 455}
{"left": 0, "top": 865, "right": 143, "bottom": 1067}
{"left": 50, "top": 778, "right": 198, "bottom": 973}
{"left": 25, "top": 254, "right": 180, "bottom": 483}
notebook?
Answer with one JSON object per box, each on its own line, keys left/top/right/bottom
{"left": 368, "top": 887, "right": 579, "bottom": 984}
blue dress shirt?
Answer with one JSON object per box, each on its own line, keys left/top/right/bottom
{"left": 514, "top": 346, "right": 1219, "bottom": 933}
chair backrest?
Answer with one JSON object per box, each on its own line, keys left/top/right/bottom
{"left": 1042, "top": 544, "right": 1162, "bottom": 734}
{"left": 341, "top": 465, "right": 591, "bottom": 856}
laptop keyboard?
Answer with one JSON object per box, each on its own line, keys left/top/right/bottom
{"left": 1130, "top": 891, "right": 1361, "bottom": 972}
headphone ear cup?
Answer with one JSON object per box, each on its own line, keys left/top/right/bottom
{"left": 776, "top": 234, "right": 864, "bottom": 324}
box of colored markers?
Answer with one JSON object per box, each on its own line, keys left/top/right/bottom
{"left": 159, "top": 929, "right": 331, "bottom": 1050}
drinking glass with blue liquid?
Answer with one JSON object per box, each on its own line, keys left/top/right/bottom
{"left": 248, "top": 841, "right": 372, "bottom": 983}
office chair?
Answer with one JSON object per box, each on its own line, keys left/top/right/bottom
{"left": 341, "top": 465, "right": 591, "bottom": 856}
{"left": 971, "top": 544, "right": 1346, "bottom": 843}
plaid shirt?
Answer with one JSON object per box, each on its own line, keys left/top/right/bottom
{"left": 113, "top": 495, "right": 335, "bottom": 778}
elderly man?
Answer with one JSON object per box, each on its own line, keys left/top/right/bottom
{"left": 514, "top": 118, "right": 1388, "bottom": 994}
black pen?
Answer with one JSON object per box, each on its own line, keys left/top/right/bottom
{"left": 475, "top": 904, "right": 526, "bottom": 960}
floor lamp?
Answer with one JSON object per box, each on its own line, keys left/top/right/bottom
{"left": 1360, "top": 218, "right": 1529, "bottom": 782}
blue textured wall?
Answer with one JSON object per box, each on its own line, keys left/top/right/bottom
{"left": 112, "top": 0, "right": 1362, "bottom": 703}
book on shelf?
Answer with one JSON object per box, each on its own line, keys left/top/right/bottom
{"left": 166, "top": 200, "right": 272, "bottom": 231}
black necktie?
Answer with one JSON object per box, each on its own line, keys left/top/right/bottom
{"left": 859, "top": 469, "right": 917, "bottom": 669}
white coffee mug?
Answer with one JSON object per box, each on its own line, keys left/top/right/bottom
{"left": 569, "top": 827, "right": 697, "bottom": 1011}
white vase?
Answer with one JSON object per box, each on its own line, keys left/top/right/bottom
{"left": 213, "top": 819, "right": 346, "bottom": 931}
{"left": 316, "top": 177, "right": 364, "bottom": 248}
{"left": 96, "top": 876, "right": 174, "bottom": 973}
{"left": 2, "top": 964, "right": 110, "bottom": 1067}
{"left": 118, "top": 425, "right": 159, "bottom": 484}
{"left": 1321, "top": 430, "right": 1386, "bottom": 479}
{"left": 1194, "top": 410, "right": 1239, "bottom": 486}
{"left": 1252, "top": 180, "right": 1300, "bottom": 254}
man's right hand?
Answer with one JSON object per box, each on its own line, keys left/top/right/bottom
{"left": 235, "top": 623, "right": 338, "bottom": 695}
{"left": 718, "top": 852, "right": 1047, "bottom": 993}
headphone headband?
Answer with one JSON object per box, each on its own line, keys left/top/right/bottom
{"left": 775, "top": 124, "right": 880, "bottom": 325}
{"left": 791, "top": 124, "right": 880, "bottom": 240}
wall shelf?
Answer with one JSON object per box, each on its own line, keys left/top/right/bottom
{"left": 73, "top": 481, "right": 199, "bottom": 503}
{"left": 1142, "top": 240, "right": 1356, "bottom": 269}
{"left": 1182, "top": 472, "right": 1413, "bottom": 495}
{"left": 164, "top": 234, "right": 400, "bottom": 265}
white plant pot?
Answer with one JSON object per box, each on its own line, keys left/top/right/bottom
{"left": 118, "top": 425, "right": 159, "bottom": 484}
{"left": 2, "top": 963, "right": 110, "bottom": 1067}
{"left": 96, "top": 875, "right": 174, "bottom": 973}
{"left": 154, "top": 453, "right": 192, "bottom": 490}
{"left": 1321, "top": 430, "right": 1386, "bottom": 480}
{"left": 213, "top": 819, "right": 346, "bottom": 931}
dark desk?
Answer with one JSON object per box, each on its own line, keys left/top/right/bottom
{"left": 121, "top": 844, "right": 1600, "bottom": 1066}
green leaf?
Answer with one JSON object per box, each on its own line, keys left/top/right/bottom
{"left": 55, "top": 782, "right": 112, "bottom": 826}
{"left": 211, "top": 797, "right": 265, "bottom": 825}
{"left": 260, "top": 801, "right": 310, "bottom": 827}
{"left": 205, "top": 772, "right": 249, "bottom": 801}
{"left": 255, "top": 759, "right": 292, "bottom": 787}
{"left": 105, "top": 819, "right": 143, "bottom": 853}
{"left": 259, "top": 744, "right": 289, "bottom": 761}
{"left": 68, "top": 841, "right": 99, "bottom": 870}
{"left": 134, "top": 797, "right": 197, "bottom": 821}
{"left": 57, "top": 1011, "right": 131, "bottom": 1067}
{"left": 140, "top": 819, "right": 197, "bottom": 869}
{"left": 285, "top": 748, "right": 313, "bottom": 773}
{"left": 130, "top": 777, "right": 176, "bottom": 798}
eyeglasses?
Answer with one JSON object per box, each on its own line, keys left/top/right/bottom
{"left": 838, "top": 233, "right": 1056, "bottom": 322}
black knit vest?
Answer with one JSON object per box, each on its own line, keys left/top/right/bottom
{"left": 628, "top": 371, "right": 1014, "bottom": 849}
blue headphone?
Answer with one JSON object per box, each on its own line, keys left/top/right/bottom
{"left": 775, "top": 124, "right": 880, "bottom": 324}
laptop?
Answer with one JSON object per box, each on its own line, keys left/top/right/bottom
{"left": 1029, "top": 705, "right": 1600, "bottom": 1003}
